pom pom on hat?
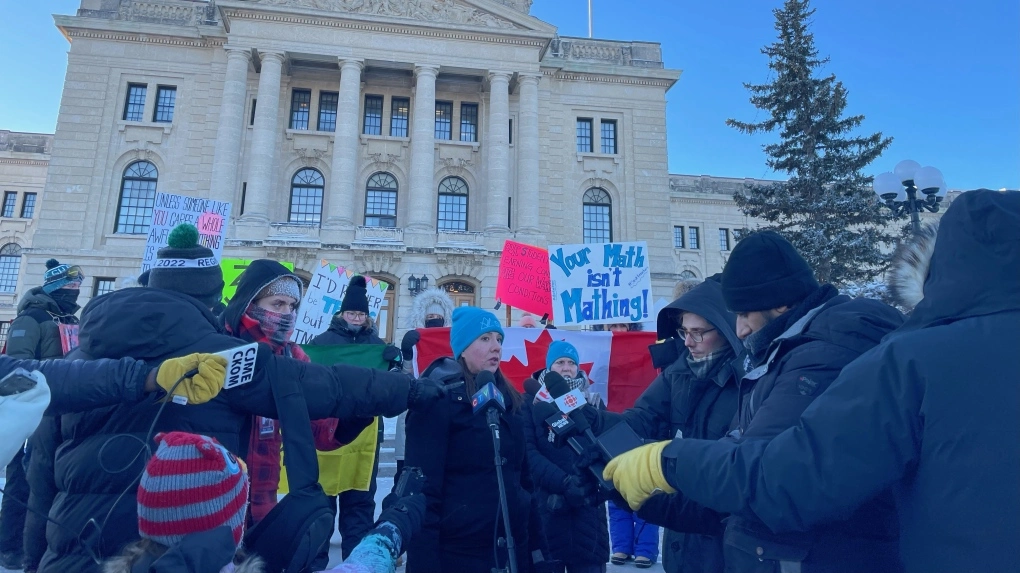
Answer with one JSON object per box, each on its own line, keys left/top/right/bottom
{"left": 167, "top": 223, "right": 200, "bottom": 249}
{"left": 45, "top": 259, "right": 60, "bottom": 270}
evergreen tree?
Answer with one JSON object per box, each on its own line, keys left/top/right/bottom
{"left": 728, "top": 0, "right": 894, "bottom": 286}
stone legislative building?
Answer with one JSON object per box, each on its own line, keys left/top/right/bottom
{"left": 19, "top": 0, "right": 687, "bottom": 340}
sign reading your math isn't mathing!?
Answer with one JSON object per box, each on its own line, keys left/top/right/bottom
{"left": 548, "top": 241, "right": 652, "bottom": 327}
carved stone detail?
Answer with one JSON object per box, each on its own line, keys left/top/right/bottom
{"left": 354, "top": 251, "right": 402, "bottom": 273}
{"left": 434, "top": 253, "right": 485, "bottom": 278}
{"left": 248, "top": 0, "right": 519, "bottom": 29}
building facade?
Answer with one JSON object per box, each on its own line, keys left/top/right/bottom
{"left": 27, "top": 0, "right": 682, "bottom": 340}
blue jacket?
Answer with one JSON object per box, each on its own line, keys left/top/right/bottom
{"left": 663, "top": 190, "right": 1020, "bottom": 573}
{"left": 663, "top": 284, "right": 904, "bottom": 573}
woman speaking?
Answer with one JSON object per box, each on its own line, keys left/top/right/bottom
{"left": 404, "top": 306, "right": 531, "bottom": 572}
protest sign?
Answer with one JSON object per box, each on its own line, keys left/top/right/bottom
{"left": 548, "top": 241, "right": 652, "bottom": 327}
{"left": 495, "top": 240, "right": 553, "bottom": 319}
{"left": 220, "top": 258, "right": 295, "bottom": 305}
{"left": 291, "top": 260, "right": 389, "bottom": 344}
{"left": 141, "top": 192, "right": 230, "bottom": 273}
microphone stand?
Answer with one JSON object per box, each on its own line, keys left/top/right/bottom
{"left": 486, "top": 408, "right": 518, "bottom": 573}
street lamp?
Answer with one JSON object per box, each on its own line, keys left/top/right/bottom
{"left": 874, "top": 160, "right": 947, "bottom": 234}
{"left": 407, "top": 274, "right": 429, "bottom": 296}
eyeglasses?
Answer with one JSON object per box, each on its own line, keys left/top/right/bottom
{"left": 343, "top": 311, "right": 367, "bottom": 319}
{"left": 677, "top": 328, "right": 716, "bottom": 343}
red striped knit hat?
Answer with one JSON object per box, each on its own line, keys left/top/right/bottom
{"left": 137, "top": 432, "right": 250, "bottom": 548}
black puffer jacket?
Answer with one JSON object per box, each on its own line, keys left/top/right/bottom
{"left": 6, "top": 286, "right": 78, "bottom": 360}
{"left": 665, "top": 190, "right": 1020, "bottom": 573}
{"left": 662, "top": 286, "right": 905, "bottom": 573}
{"left": 523, "top": 371, "right": 609, "bottom": 567}
{"left": 591, "top": 277, "right": 743, "bottom": 573}
{"left": 39, "top": 287, "right": 411, "bottom": 573}
{"left": 311, "top": 315, "right": 384, "bottom": 345}
{"left": 404, "top": 358, "right": 531, "bottom": 573}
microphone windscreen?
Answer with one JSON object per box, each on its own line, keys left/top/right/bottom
{"left": 543, "top": 370, "right": 571, "bottom": 399}
{"left": 475, "top": 370, "right": 496, "bottom": 388}
{"left": 523, "top": 378, "right": 542, "bottom": 396}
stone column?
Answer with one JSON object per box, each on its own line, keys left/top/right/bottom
{"left": 517, "top": 72, "right": 541, "bottom": 233}
{"left": 325, "top": 58, "right": 364, "bottom": 228}
{"left": 407, "top": 65, "right": 440, "bottom": 231}
{"left": 210, "top": 48, "right": 251, "bottom": 207}
{"left": 240, "top": 51, "right": 285, "bottom": 225}
{"left": 485, "top": 71, "right": 512, "bottom": 232}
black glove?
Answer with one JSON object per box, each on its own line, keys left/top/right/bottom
{"left": 400, "top": 330, "right": 421, "bottom": 361}
{"left": 562, "top": 475, "right": 593, "bottom": 508}
{"left": 382, "top": 344, "right": 402, "bottom": 364}
{"left": 375, "top": 492, "right": 426, "bottom": 556}
{"left": 407, "top": 377, "right": 464, "bottom": 411}
{"left": 573, "top": 440, "right": 604, "bottom": 472}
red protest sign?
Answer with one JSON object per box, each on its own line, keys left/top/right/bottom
{"left": 496, "top": 240, "right": 554, "bottom": 319}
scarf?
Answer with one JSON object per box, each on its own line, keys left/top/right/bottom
{"left": 742, "top": 285, "right": 837, "bottom": 365}
{"left": 233, "top": 306, "right": 305, "bottom": 359}
{"left": 685, "top": 347, "right": 734, "bottom": 381}
{"left": 49, "top": 289, "right": 80, "bottom": 314}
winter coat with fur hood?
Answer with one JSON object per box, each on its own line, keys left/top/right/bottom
{"left": 102, "top": 528, "right": 263, "bottom": 573}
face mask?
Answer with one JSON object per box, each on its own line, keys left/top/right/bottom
{"left": 424, "top": 318, "right": 445, "bottom": 328}
{"left": 50, "top": 289, "right": 80, "bottom": 312}
{"left": 247, "top": 304, "right": 297, "bottom": 345}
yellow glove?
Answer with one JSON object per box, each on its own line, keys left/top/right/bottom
{"left": 156, "top": 353, "right": 228, "bottom": 405}
{"left": 603, "top": 440, "right": 676, "bottom": 510}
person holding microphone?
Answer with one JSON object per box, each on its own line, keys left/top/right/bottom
{"left": 403, "top": 306, "right": 531, "bottom": 573}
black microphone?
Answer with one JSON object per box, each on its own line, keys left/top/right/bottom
{"left": 523, "top": 377, "right": 542, "bottom": 397}
{"left": 541, "top": 372, "right": 614, "bottom": 490}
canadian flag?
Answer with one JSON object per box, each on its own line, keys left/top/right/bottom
{"left": 412, "top": 327, "right": 659, "bottom": 412}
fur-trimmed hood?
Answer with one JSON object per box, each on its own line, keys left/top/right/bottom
{"left": 888, "top": 222, "right": 939, "bottom": 312}
{"left": 406, "top": 286, "right": 455, "bottom": 328}
{"left": 102, "top": 534, "right": 264, "bottom": 573}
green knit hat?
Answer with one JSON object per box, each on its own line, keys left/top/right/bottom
{"left": 147, "top": 224, "right": 224, "bottom": 308}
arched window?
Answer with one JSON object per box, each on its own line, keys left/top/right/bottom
{"left": 364, "top": 172, "right": 397, "bottom": 228}
{"left": 440, "top": 280, "right": 476, "bottom": 308}
{"left": 582, "top": 188, "right": 612, "bottom": 243}
{"left": 679, "top": 270, "right": 697, "bottom": 280}
{"left": 0, "top": 244, "right": 22, "bottom": 293}
{"left": 289, "top": 168, "right": 324, "bottom": 224}
{"left": 115, "top": 161, "right": 158, "bottom": 234}
{"left": 437, "top": 177, "right": 468, "bottom": 231}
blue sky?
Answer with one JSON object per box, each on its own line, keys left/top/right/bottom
{"left": 1, "top": 0, "right": 1017, "bottom": 189}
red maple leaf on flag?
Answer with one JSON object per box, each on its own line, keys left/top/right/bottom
{"left": 499, "top": 328, "right": 595, "bottom": 391}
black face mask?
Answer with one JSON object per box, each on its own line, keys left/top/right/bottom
{"left": 49, "top": 289, "right": 80, "bottom": 313}
{"left": 424, "top": 318, "right": 445, "bottom": 328}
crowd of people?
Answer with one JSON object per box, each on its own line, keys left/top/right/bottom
{"left": 0, "top": 189, "right": 1015, "bottom": 573}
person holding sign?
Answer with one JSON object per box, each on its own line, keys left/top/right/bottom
{"left": 35, "top": 225, "right": 450, "bottom": 573}
{"left": 404, "top": 306, "right": 531, "bottom": 573}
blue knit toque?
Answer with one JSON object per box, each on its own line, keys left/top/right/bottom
{"left": 546, "top": 340, "right": 580, "bottom": 371}
{"left": 450, "top": 306, "right": 504, "bottom": 359}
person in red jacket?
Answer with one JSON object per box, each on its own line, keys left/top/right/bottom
{"left": 221, "top": 259, "right": 368, "bottom": 526}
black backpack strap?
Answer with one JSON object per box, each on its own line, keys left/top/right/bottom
{"left": 271, "top": 344, "right": 319, "bottom": 492}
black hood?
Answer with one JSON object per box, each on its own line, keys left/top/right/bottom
{"left": 798, "top": 294, "right": 904, "bottom": 357}
{"left": 222, "top": 259, "right": 302, "bottom": 334}
{"left": 656, "top": 275, "right": 741, "bottom": 355}
{"left": 78, "top": 287, "right": 222, "bottom": 361}
{"left": 901, "top": 190, "right": 1020, "bottom": 332}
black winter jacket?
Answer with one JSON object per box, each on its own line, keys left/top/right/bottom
{"left": 311, "top": 315, "right": 384, "bottom": 345}
{"left": 662, "top": 286, "right": 905, "bottom": 573}
{"left": 664, "top": 190, "right": 1020, "bottom": 573}
{"left": 523, "top": 374, "right": 609, "bottom": 567}
{"left": 38, "top": 287, "right": 411, "bottom": 573}
{"left": 6, "top": 287, "right": 78, "bottom": 360}
{"left": 404, "top": 358, "right": 531, "bottom": 573}
{"left": 592, "top": 278, "right": 743, "bottom": 573}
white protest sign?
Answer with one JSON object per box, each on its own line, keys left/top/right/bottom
{"left": 141, "top": 192, "right": 231, "bottom": 273}
{"left": 291, "top": 260, "right": 390, "bottom": 345}
{"left": 215, "top": 342, "right": 259, "bottom": 390}
{"left": 548, "top": 241, "right": 653, "bottom": 327}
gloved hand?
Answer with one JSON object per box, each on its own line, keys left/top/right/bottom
{"left": 562, "top": 475, "right": 595, "bottom": 508}
{"left": 0, "top": 369, "right": 50, "bottom": 469}
{"left": 375, "top": 492, "right": 426, "bottom": 556}
{"left": 602, "top": 440, "right": 676, "bottom": 510}
{"left": 400, "top": 330, "right": 421, "bottom": 361}
{"left": 407, "top": 376, "right": 463, "bottom": 411}
{"left": 382, "top": 345, "right": 402, "bottom": 364}
{"left": 155, "top": 353, "right": 228, "bottom": 405}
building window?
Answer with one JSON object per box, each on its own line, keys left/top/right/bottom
{"left": 459, "top": 103, "right": 478, "bottom": 142}
{"left": 719, "top": 228, "right": 731, "bottom": 251}
{"left": 673, "top": 226, "right": 684, "bottom": 248}
{"left": 123, "top": 83, "right": 147, "bottom": 121}
{"left": 435, "top": 101, "right": 453, "bottom": 140}
{"left": 576, "top": 118, "right": 594, "bottom": 153}
{"left": 0, "top": 321, "right": 9, "bottom": 349}
{"left": 363, "top": 95, "right": 383, "bottom": 135}
{"left": 688, "top": 227, "right": 700, "bottom": 250}
{"left": 390, "top": 97, "right": 410, "bottom": 137}
{"left": 437, "top": 176, "right": 468, "bottom": 231}
{"left": 317, "top": 91, "right": 339, "bottom": 132}
{"left": 600, "top": 120, "right": 618, "bottom": 154}
{"left": 289, "top": 168, "right": 324, "bottom": 225}
{"left": 153, "top": 86, "right": 176, "bottom": 123}
{"left": 680, "top": 270, "right": 697, "bottom": 280}
{"left": 0, "top": 244, "right": 21, "bottom": 293}
{"left": 289, "top": 89, "right": 311, "bottom": 130}
{"left": 1, "top": 193, "right": 16, "bottom": 218}
{"left": 364, "top": 172, "right": 397, "bottom": 228}
{"left": 582, "top": 188, "right": 612, "bottom": 243}
{"left": 115, "top": 161, "right": 158, "bottom": 234}
{"left": 509, "top": 118, "right": 514, "bottom": 145}
{"left": 250, "top": 99, "right": 257, "bottom": 125}
{"left": 93, "top": 277, "right": 116, "bottom": 297}
{"left": 20, "top": 193, "right": 36, "bottom": 219}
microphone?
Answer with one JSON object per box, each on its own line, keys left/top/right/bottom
{"left": 523, "top": 378, "right": 542, "bottom": 397}
{"left": 471, "top": 370, "right": 506, "bottom": 416}
{"left": 541, "top": 371, "right": 613, "bottom": 490}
